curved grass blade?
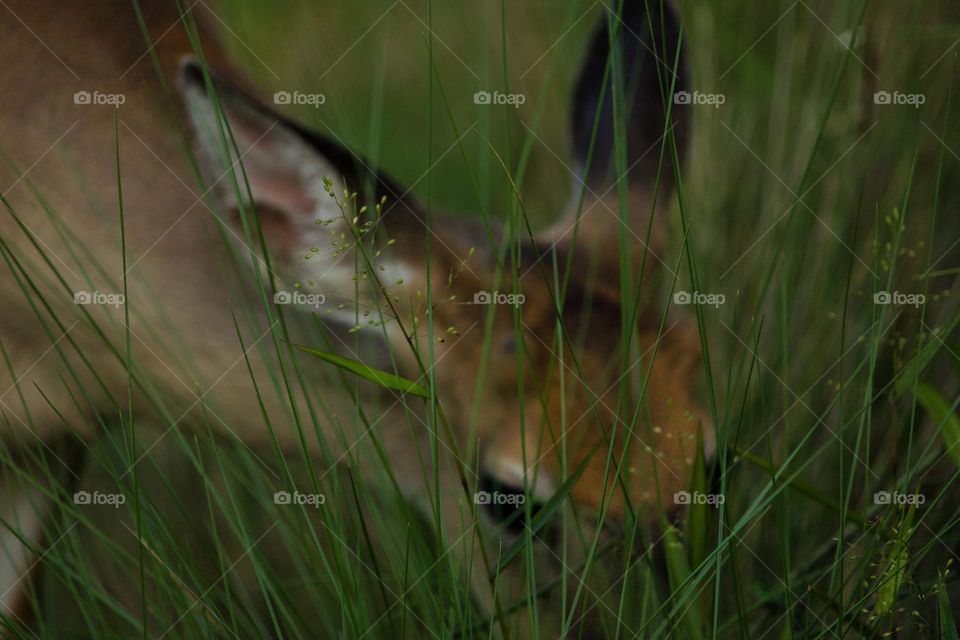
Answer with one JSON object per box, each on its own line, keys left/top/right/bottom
{"left": 939, "top": 587, "right": 958, "bottom": 640}
{"left": 687, "top": 427, "right": 709, "bottom": 570}
{"left": 915, "top": 383, "right": 960, "bottom": 469}
{"left": 663, "top": 524, "right": 703, "bottom": 640}
{"left": 290, "top": 343, "right": 431, "bottom": 398}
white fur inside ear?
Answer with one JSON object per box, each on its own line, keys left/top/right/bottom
{"left": 180, "top": 68, "right": 423, "bottom": 331}
{"left": 271, "top": 169, "right": 421, "bottom": 332}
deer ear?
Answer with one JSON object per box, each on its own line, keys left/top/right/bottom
{"left": 571, "top": 1, "right": 689, "bottom": 190}
{"left": 177, "top": 59, "right": 421, "bottom": 327}
{"left": 541, "top": 1, "right": 690, "bottom": 264}
{"left": 178, "top": 60, "right": 334, "bottom": 265}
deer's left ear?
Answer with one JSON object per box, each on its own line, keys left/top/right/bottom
{"left": 177, "top": 59, "right": 426, "bottom": 327}
{"left": 571, "top": 0, "right": 690, "bottom": 191}
{"left": 540, "top": 1, "right": 690, "bottom": 266}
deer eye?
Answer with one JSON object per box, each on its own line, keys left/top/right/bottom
{"left": 499, "top": 336, "right": 517, "bottom": 354}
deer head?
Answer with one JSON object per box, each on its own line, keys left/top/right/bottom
{"left": 179, "top": 0, "right": 711, "bottom": 626}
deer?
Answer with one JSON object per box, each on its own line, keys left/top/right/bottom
{"left": 0, "top": 0, "right": 712, "bottom": 635}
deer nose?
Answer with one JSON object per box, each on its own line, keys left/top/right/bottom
{"left": 477, "top": 473, "right": 540, "bottom": 534}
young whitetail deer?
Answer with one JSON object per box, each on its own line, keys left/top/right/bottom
{"left": 0, "top": 0, "right": 711, "bottom": 634}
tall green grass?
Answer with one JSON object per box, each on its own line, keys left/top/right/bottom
{"left": 2, "top": 0, "right": 959, "bottom": 638}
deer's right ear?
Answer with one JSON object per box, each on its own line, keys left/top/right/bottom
{"left": 178, "top": 59, "right": 347, "bottom": 268}
{"left": 177, "top": 59, "right": 423, "bottom": 325}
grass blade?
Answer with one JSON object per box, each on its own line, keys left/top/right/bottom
{"left": 915, "top": 383, "right": 960, "bottom": 469}
{"left": 290, "top": 343, "right": 431, "bottom": 398}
